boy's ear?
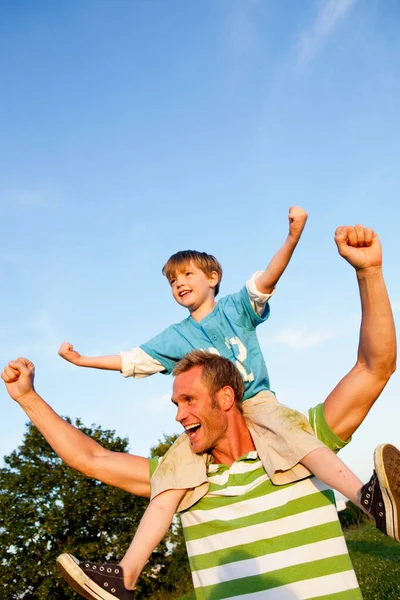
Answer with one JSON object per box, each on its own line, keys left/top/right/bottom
{"left": 209, "top": 270, "right": 219, "bottom": 289}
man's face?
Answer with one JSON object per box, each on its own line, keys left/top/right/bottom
{"left": 168, "top": 262, "right": 216, "bottom": 311}
{"left": 172, "top": 366, "right": 228, "bottom": 454}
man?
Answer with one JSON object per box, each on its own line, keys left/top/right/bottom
{"left": 2, "top": 225, "right": 398, "bottom": 599}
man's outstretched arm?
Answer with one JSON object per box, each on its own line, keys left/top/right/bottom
{"left": 1, "top": 358, "right": 151, "bottom": 497}
{"left": 323, "top": 225, "right": 396, "bottom": 440}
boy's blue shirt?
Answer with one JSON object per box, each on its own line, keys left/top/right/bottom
{"left": 140, "top": 285, "right": 271, "bottom": 400}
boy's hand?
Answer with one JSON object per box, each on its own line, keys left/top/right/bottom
{"left": 335, "top": 225, "right": 382, "bottom": 271}
{"left": 58, "top": 342, "right": 82, "bottom": 365}
{"left": 288, "top": 206, "right": 308, "bottom": 241}
{"left": 1, "top": 358, "right": 35, "bottom": 403}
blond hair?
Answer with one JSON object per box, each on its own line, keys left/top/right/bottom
{"left": 172, "top": 350, "right": 244, "bottom": 410}
{"left": 162, "top": 250, "right": 223, "bottom": 296}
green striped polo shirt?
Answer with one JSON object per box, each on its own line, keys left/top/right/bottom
{"left": 150, "top": 403, "right": 362, "bottom": 600}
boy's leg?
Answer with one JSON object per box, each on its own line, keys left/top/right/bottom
{"left": 360, "top": 444, "right": 400, "bottom": 541}
{"left": 301, "top": 444, "right": 400, "bottom": 542}
{"left": 243, "top": 392, "right": 330, "bottom": 485}
{"left": 120, "top": 488, "right": 186, "bottom": 587}
{"left": 57, "top": 488, "right": 186, "bottom": 600}
{"left": 301, "top": 447, "right": 364, "bottom": 507}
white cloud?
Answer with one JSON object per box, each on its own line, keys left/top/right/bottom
{"left": 298, "top": 0, "right": 356, "bottom": 65}
{"left": 268, "top": 326, "right": 340, "bottom": 349}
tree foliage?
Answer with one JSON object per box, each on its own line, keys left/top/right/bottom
{"left": 150, "top": 433, "right": 180, "bottom": 459}
{"left": 338, "top": 500, "right": 372, "bottom": 531}
{"left": 0, "top": 420, "right": 190, "bottom": 599}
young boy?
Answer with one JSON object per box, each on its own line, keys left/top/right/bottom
{"left": 56, "top": 209, "right": 400, "bottom": 600}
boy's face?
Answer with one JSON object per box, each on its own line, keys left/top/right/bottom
{"left": 168, "top": 261, "right": 217, "bottom": 312}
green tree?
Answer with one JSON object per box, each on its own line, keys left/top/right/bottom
{"left": 0, "top": 419, "right": 158, "bottom": 599}
{"left": 0, "top": 423, "right": 194, "bottom": 600}
{"left": 150, "top": 434, "right": 180, "bottom": 459}
{"left": 338, "top": 500, "right": 372, "bottom": 531}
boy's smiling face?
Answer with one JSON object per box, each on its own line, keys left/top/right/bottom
{"left": 169, "top": 261, "right": 218, "bottom": 314}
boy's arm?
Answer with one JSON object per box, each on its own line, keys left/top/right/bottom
{"left": 1, "top": 358, "right": 151, "bottom": 497}
{"left": 58, "top": 343, "right": 165, "bottom": 378}
{"left": 255, "top": 206, "right": 308, "bottom": 294}
{"left": 323, "top": 226, "right": 396, "bottom": 440}
{"left": 58, "top": 342, "right": 122, "bottom": 370}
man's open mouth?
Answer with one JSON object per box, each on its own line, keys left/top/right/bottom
{"left": 185, "top": 423, "right": 201, "bottom": 439}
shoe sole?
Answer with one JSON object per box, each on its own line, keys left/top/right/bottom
{"left": 56, "top": 554, "right": 118, "bottom": 600}
{"left": 374, "top": 444, "right": 400, "bottom": 542}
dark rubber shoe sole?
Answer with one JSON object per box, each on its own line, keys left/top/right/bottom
{"left": 56, "top": 554, "right": 118, "bottom": 600}
{"left": 374, "top": 444, "right": 400, "bottom": 542}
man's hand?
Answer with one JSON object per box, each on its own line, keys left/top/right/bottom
{"left": 1, "top": 358, "right": 35, "bottom": 402}
{"left": 58, "top": 342, "right": 82, "bottom": 365}
{"left": 335, "top": 225, "right": 382, "bottom": 271}
{"left": 288, "top": 206, "right": 308, "bottom": 241}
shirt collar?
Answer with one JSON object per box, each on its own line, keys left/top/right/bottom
{"left": 207, "top": 450, "right": 259, "bottom": 473}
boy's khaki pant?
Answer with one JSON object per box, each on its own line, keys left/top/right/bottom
{"left": 151, "top": 391, "right": 327, "bottom": 512}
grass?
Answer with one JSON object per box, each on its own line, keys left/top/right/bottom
{"left": 175, "top": 524, "right": 400, "bottom": 600}
{"left": 344, "top": 523, "right": 400, "bottom": 599}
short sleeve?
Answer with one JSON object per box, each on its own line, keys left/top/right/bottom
{"left": 149, "top": 457, "right": 161, "bottom": 478}
{"left": 140, "top": 325, "right": 185, "bottom": 375}
{"left": 308, "top": 403, "right": 352, "bottom": 453}
{"left": 226, "top": 285, "right": 271, "bottom": 329}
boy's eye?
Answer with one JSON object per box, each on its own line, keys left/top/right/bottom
{"left": 170, "top": 278, "right": 176, "bottom": 285}
{"left": 186, "top": 271, "right": 192, "bottom": 277}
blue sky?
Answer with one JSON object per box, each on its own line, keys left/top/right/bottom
{"left": 1, "top": 0, "right": 399, "bottom": 485}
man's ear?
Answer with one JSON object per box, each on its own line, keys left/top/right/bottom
{"left": 216, "top": 386, "right": 235, "bottom": 411}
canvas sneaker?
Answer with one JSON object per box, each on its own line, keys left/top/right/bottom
{"left": 360, "top": 443, "right": 400, "bottom": 542}
{"left": 56, "top": 554, "right": 135, "bottom": 600}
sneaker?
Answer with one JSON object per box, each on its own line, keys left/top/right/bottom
{"left": 56, "top": 554, "right": 135, "bottom": 600}
{"left": 360, "top": 443, "right": 400, "bottom": 542}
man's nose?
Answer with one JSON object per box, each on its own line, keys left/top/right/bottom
{"left": 175, "top": 404, "right": 186, "bottom": 423}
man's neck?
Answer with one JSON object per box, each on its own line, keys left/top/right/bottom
{"left": 211, "top": 412, "right": 256, "bottom": 467}
{"left": 190, "top": 298, "right": 217, "bottom": 322}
